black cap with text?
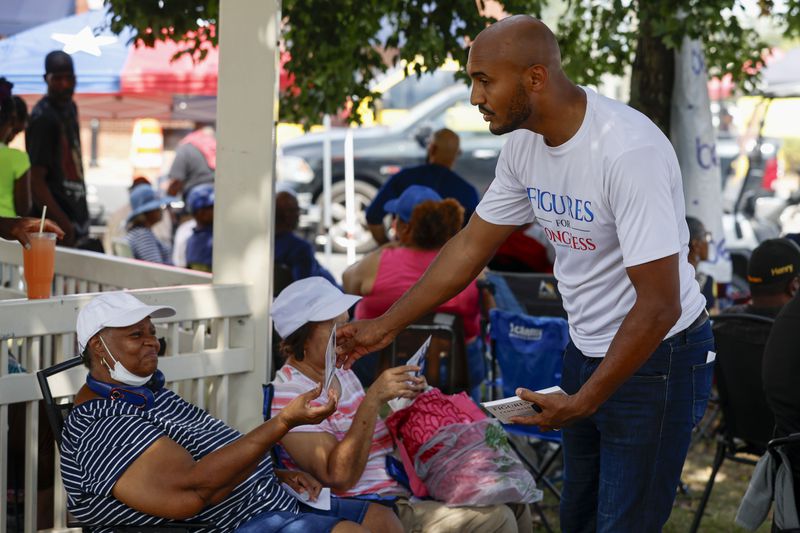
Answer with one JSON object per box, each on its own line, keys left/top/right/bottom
{"left": 747, "top": 238, "right": 800, "bottom": 285}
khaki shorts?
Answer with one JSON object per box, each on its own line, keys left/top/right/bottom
{"left": 394, "top": 497, "right": 532, "bottom": 533}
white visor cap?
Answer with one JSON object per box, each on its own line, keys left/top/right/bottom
{"left": 271, "top": 277, "right": 361, "bottom": 338}
{"left": 77, "top": 292, "right": 176, "bottom": 353}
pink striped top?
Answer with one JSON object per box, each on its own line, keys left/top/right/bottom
{"left": 270, "top": 364, "right": 402, "bottom": 497}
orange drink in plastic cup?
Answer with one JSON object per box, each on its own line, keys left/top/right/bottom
{"left": 23, "top": 232, "right": 56, "bottom": 299}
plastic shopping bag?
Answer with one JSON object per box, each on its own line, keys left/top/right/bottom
{"left": 385, "top": 388, "right": 486, "bottom": 497}
{"left": 413, "top": 418, "right": 542, "bottom": 506}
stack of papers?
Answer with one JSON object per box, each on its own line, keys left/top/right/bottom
{"left": 481, "top": 386, "right": 566, "bottom": 424}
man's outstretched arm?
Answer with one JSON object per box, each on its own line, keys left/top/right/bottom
{"left": 336, "top": 214, "right": 516, "bottom": 367}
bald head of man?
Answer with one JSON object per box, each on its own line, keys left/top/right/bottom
{"left": 467, "top": 15, "right": 582, "bottom": 139}
{"left": 427, "top": 128, "right": 460, "bottom": 168}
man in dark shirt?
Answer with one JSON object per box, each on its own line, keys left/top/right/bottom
{"left": 274, "top": 190, "right": 339, "bottom": 290}
{"left": 365, "top": 128, "right": 479, "bottom": 244}
{"left": 723, "top": 238, "right": 800, "bottom": 320}
{"left": 762, "top": 242, "right": 800, "bottom": 488}
{"left": 715, "top": 239, "right": 800, "bottom": 360}
{"left": 26, "top": 51, "right": 89, "bottom": 247}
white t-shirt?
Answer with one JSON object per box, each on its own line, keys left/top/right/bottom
{"left": 476, "top": 87, "right": 706, "bottom": 356}
{"left": 172, "top": 219, "right": 197, "bottom": 268}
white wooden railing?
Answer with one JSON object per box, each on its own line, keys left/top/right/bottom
{"left": 0, "top": 240, "right": 211, "bottom": 296}
{"left": 0, "top": 241, "right": 260, "bottom": 532}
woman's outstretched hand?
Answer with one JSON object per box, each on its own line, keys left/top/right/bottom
{"left": 277, "top": 383, "right": 338, "bottom": 429}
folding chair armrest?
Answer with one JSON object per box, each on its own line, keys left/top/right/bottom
{"left": 263, "top": 383, "right": 275, "bottom": 421}
{"left": 37, "top": 357, "right": 84, "bottom": 450}
{"left": 37, "top": 356, "right": 83, "bottom": 380}
{"left": 768, "top": 432, "right": 800, "bottom": 450}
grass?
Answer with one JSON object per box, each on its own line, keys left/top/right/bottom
{"left": 527, "top": 438, "right": 771, "bottom": 532}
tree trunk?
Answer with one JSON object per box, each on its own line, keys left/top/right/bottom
{"left": 628, "top": 14, "right": 674, "bottom": 136}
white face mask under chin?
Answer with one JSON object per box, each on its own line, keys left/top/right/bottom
{"left": 98, "top": 335, "right": 153, "bottom": 387}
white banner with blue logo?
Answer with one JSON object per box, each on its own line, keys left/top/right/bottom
{"left": 670, "top": 36, "right": 732, "bottom": 283}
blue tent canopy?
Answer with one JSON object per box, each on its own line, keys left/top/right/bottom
{"left": 0, "top": 9, "right": 135, "bottom": 94}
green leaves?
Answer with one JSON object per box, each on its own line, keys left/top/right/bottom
{"left": 104, "top": 0, "right": 799, "bottom": 126}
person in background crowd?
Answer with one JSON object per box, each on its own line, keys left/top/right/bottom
{"left": 126, "top": 183, "right": 173, "bottom": 265}
{"left": 763, "top": 283, "right": 800, "bottom": 508}
{"left": 0, "top": 78, "right": 31, "bottom": 217}
{"left": 274, "top": 189, "right": 339, "bottom": 288}
{"left": 270, "top": 277, "right": 530, "bottom": 533}
{"left": 5, "top": 96, "right": 29, "bottom": 144}
{"left": 172, "top": 184, "right": 205, "bottom": 268}
{"left": 686, "top": 217, "right": 716, "bottom": 312}
{"left": 26, "top": 51, "right": 92, "bottom": 248}
{"left": 104, "top": 177, "right": 173, "bottom": 256}
{"left": 337, "top": 16, "right": 712, "bottom": 533}
{"left": 166, "top": 123, "right": 216, "bottom": 199}
{"left": 365, "top": 128, "right": 480, "bottom": 245}
{"left": 718, "top": 239, "right": 800, "bottom": 485}
{"left": 723, "top": 238, "right": 800, "bottom": 319}
{"left": 344, "top": 185, "right": 490, "bottom": 396}
{"left": 185, "top": 183, "right": 214, "bottom": 272}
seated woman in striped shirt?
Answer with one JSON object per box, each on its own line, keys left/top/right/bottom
{"left": 62, "top": 291, "right": 396, "bottom": 532}
{"left": 125, "top": 183, "right": 173, "bottom": 264}
{"left": 270, "top": 277, "right": 532, "bottom": 533}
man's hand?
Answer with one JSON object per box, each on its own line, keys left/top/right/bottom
{"left": 276, "top": 469, "right": 322, "bottom": 502}
{"left": 366, "top": 365, "right": 426, "bottom": 404}
{"left": 508, "top": 388, "right": 595, "bottom": 432}
{"left": 276, "top": 383, "right": 338, "bottom": 430}
{"left": 0, "top": 217, "right": 65, "bottom": 248}
{"left": 335, "top": 318, "right": 396, "bottom": 369}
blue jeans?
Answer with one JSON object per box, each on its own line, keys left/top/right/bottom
{"left": 235, "top": 497, "right": 369, "bottom": 532}
{"left": 559, "top": 319, "right": 714, "bottom": 533}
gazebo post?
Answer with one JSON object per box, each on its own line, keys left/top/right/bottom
{"left": 214, "top": 0, "right": 280, "bottom": 431}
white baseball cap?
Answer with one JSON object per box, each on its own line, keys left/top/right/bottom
{"left": 271, "top": 277, "right": 361, "bottom": 338}
{"left": 77, "top": 292, "right": 176, "bottom": 353}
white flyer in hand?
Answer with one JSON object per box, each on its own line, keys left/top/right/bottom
{"left": 323, "top": 325, "right": 337, "bottom": 392}
{"left": 406, "top": 335, "right": 432, "bottom": 376}
{"left": 280, "top": 483, "right": 331, "bottom": 510}
{"left": 388, "top": 336, "right": 432, "bottom": 412}
{"left": 481, "top": 386, "right": 566, "bottom": 424}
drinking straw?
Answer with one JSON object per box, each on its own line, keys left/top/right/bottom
{"left": 39, "top": 206, "right": 47, "bottom": 234}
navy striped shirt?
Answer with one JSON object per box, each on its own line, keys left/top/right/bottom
{"left": 126, "top": 227, "right": 172, "bottom": 265}
{"left": 61, "top": 388, "right": 298, "bottom": 532}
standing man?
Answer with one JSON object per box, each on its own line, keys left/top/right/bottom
{"left": 26, "top": 51, "right": 90, "bottom": 248}
{"left": 166, "top": 123, "right": 216, "bottom": 199}
{"left": 365, "top": 128, "right": 479, "bottom": 244}
{"left": 337, "top": 15, "right": 711, "bottom": 533}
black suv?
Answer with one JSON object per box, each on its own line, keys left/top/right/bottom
{"left": 277, "top": 84, "right": 507, "bottom": 252}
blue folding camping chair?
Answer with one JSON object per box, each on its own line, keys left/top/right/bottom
{"left": 489, "top": 308, "right": 570, "bottom": 500}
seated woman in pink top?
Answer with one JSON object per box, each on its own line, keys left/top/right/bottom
{"left": 269, "top": 277, "right": 531, "bottom": 533}
{"left": 343, "top": 185, "right": 491, "bottom": 397}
